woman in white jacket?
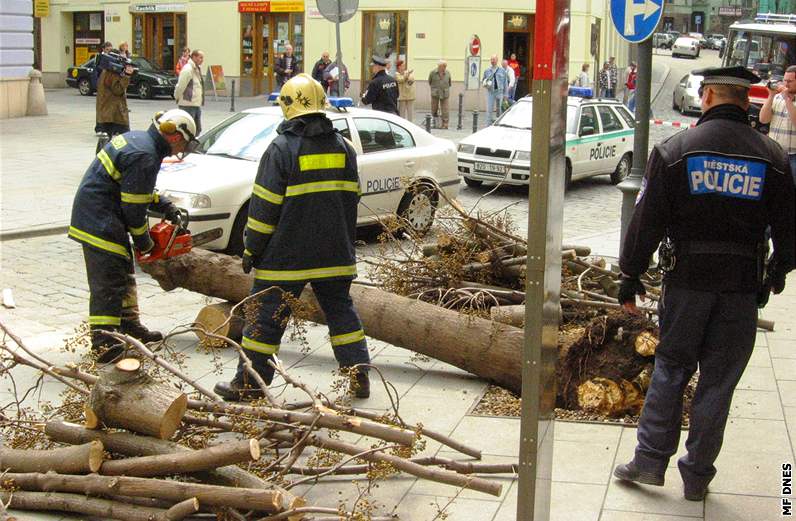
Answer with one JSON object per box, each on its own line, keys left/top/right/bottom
{"left": 174, "top": 50, "right": 205, "bottom": 135}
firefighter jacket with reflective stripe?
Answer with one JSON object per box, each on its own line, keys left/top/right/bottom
{"left": 620, "top": 104, "right": 796, "bottom": 292}
{"left": 245, "top": 114, "right": 360, "bottom": 283}
{"left": 69, "top": 125, "right": 174, "bottom": 257}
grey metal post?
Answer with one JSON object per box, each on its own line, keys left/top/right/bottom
{"left": 335, "top": 2, "right": 344, "bottom": 97}
{"left": 618, "top": 38, "right": 652, "bottom": 249}
{"left": 230, "top": 79, "right": 236, "bottom": 112}
{"left": 457, "top": 92, "right": 464, "bottom": 130}
{"left": 424, "top": 113, "right": 432, "bottom": 133}
{"left": 472, "top": 110, "right": 478, "bottom": 133}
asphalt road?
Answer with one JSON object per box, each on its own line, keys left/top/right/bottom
{"left": 651, "top": 47, "right": 723, "bottom": 123}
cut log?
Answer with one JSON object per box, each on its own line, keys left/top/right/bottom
{"left": 490, "top": 305, "right": 525, "bottom": 328}
{"left": 85, "top": 359, "right": 187, "bottom": 440}
{"left": 194, "top": 301, "right": 244, "bottom": 347}
{"left": 634, "top": 331, "right": 659, "bottom": 357}
{"left": 0, "top": 491, "right": 171, "bottom": 521}
{"left": 164, "top": 498, "right": 199, "bottom": 520}
{"left": 577, "top": 377, "right": 645, "bottom": 417}
{"left": 0, "top": 442, "right": 103, "bottom": 474}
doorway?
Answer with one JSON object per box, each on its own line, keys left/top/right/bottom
{"left": 240, "top": 12, "right": 304, "bottom": 96}
{"left": 132, "top": 13, "right": 186, "bottom": 71}
{"left": 503, "top": 13, "right": 534, "bottom": 99}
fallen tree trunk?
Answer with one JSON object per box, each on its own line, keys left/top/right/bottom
{"left": 0, "top": 442, "right": 103, "bottom": 474}
{"left": 0, "top": 491, "right": 176, "bottom": 521}
{"left": 141, "top": 248, "right": 525, "bottom": 393}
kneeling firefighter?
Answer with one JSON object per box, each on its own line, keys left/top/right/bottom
{"left": 69, "top": 109, "right": 199, "bottom": 361}
{"left": 214, "top": 73, "right": 371, "bottom": 401}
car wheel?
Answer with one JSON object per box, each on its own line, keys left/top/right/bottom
{"left": 138, "top": 82, "right": 152, "bottom": 99}
{"left": 463, "top": 177, "right": 483, "bottom": 188}
{"left": 78, "top": 78, "right": 92, "bottom": 96}
{"left": 611, "top": 153, "right": 632, "bottom": 185}
{"left": 565, "top": 160, "right": 573, "bottom": 191}
{"left": 397, "top": 183, "right": 438, "bottom": 237}
{"left": 225, "top": 202, "right": 248, "bottom": 257}
{"left": 672, "top": 53, "right": 678, "bottom": 58}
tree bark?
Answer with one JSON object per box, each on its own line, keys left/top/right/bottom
{"left": 85, "top": 359, "right": 187, "bottom": 440}
{"left": 194, "top": 302, "right": 244, "bottom": 347}
{"left": 0, "top": 442, "right": 103, "bottom": 474}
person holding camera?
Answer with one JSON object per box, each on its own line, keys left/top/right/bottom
{"left": 759, "top": 65, "right": 796, "bottom": 181}
{"left": 96, "top": 51, "right": 134, "bottom": 138}
{"left": 174, "top": 50, "right": 205, "bottom": 136}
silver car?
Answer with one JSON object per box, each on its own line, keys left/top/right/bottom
{"left": 672, "top": 73, "right": 703, "bottom": 115}
{"left": 672, "top": 37, "right": 701, "bottom": 58}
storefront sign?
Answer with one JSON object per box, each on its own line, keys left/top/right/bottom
{"left": 718, "top": 6, "right": 742, "bottom": 16}
{"left": 76, "top": 38, "right": 101, "bottom": 45}
{"left": 238, "top": 1, "right": 304, "bottom": 12}
{"left": 307, "top": 6, "right": 323, "bottom": 18}
{"left": 130, "top": 3, "right": 186, "bottom": 13}
{"left": 238, "top": 1, "right": 270, "bottom": 12}
{"left": 271, "top": 1, "right": 304, "bottom": 12}
{"left": 34, "top": 0, "right": 49, "bottom": 17}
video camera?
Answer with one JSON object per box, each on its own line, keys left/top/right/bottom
{"left": 97, "top": 51, "right": 137, "bottom": 76}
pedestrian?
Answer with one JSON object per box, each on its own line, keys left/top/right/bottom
{"left": 482, "top": 54, "right": 507, "bottom": 125}
{"left": 759, "top": 65, "right": 796, "bottom": 182}
{"left": 508, "top": 53, "right": 521, "bottom": 100}
{"left": 361, "top": 55, "right": 399, "bottom": 115}
{"left": 214, "top": 74, "right": 372, "bottom": 402}
{"left": 396, "top": 59, "right": 415, "bottom": 123}
{"left": 502, "top": 58, "right": 516, "bottom": 105}
{"left": 93, "top": 41, "right": 113, "bottom": 134}
{"left": 608, "top": 56, "right": 619, "bottom": 98}
{"left": 274, "top": 44, "right": 300, "bottom": 88}
{"left": 625, "top": 62, "right": 637, "bottom": 111}
{"left": 174, "top": 49, "right": 205, "bottom": 136}
{"left": 613, "top": 66, "right": 795, "bottom": 503}
{"left": 118, "top": 41, "right": 131, "bottom": 59}
{"left": 95, "top": 53, "right": 134, "bottom": 138}
{"left": 311, "top": 51, "right": 332, "bottom": 87}
{"left": 573, "top": 63, "right": 591, "bottom": 88}
{"left": 175, "top": 47, "right": 190, "bottom": 75}
{"left": 324, "top": 59, "right": 350, "bottom": 97}
{"left": 428, "top": 60, "right": 452, "bottom": 128}
{"left": 599, "top": 62, "right": 614, "bottom": 98}
{"left": 69, "top": 109, "right": 198, "bottom": 363}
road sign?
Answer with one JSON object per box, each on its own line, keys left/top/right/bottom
{"left": 316, "top": 0, "right": 358, "bottom": 23}
{"left": 609, "top": 0, "right": 663, "bottom": 43}
{"left": 464, "top": 56, "right": 480, "bottom": 90}
{"left": 469, "top": 34, "right": 481, "bottom": 57}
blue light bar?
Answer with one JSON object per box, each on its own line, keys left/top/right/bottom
{"left": 569, "top": 86, "right": 593, "bottom": 98}
{"left": 267, "top": 92, "right": 280, "bottom": 103}
{"left": 328, "top": 97, "right": 354, "bottom": 109}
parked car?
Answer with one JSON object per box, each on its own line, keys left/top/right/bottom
{"left": 672, "top": 73, "right": 704, "bottom": 115}
{"left": 151, "top": 104, "right": 461, "bottom": 255}
{"left": 672, "top": 37, "right": 701, "bottom": 58}
{"left": 653, "top": 32, "right": 673, "bottom": 49}
{"left": 66, "top": 56, "right": 178, "bottom": 99}
{"left": 707, "top": 34, "right": 726, "bottom": 50}
{"left": 456, "top": 95, "right": 634, "bottom": 190}
{"left": 687, "top": 32, "right": 707, "bottom": 48}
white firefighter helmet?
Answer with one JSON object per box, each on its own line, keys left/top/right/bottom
{"left": 278, "top": 73, "right": 327, "bottom": 120}
{"left": 153, "top": 109, "right": 197, "bottom": 142}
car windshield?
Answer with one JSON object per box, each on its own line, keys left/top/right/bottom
{"left": 494, "top": 101, "right": 533, "bottom": 129}
{"left": 687, "top": 75, "right": 703, "bottom": 89}
{"left": 131, "top": 57, "right": 157, "bottom": 72}
{"left": 197, "top": 112, "right": 283, "bottom": 161}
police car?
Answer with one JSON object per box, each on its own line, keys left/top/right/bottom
{"left": 457, "top": 93, "right": 635, "bottom": 189}
{"left": 152, "top": 100, "right": 460, "bottom": 255}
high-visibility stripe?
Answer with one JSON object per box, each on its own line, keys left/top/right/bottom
{"left": 153, "top": 192, "right": 161, "bottom": 204}
{"left": 89, "top": 315, "right": 121, "bottom": 326}
{"left": 129, "top": 222, "right": 149, "bottom": 236}
{"left": 68, "top": 226, "right": 130, "bottom": 258}
{"left": 244, "top": 249, "right": 253, "bottom": 256}
{"left": 330, "top": 329, "right": 366, "bottom": 347}
{"left": 285, "top": 180, "right": 360, "bottom": 198}
{"left": 121, "top": 192, "right": 154, "bottom": 204}
{"left": 246, "top": 216, "right": 275, "bottom": 235}
{"left": 255, "top": 264, "right": 357, "bottom": 282}
{"left": 97, "top": 150, "right": 122, "bottom": 181}
{"left": 298, "top": 153, "right": 346, "bottom": 172}
{"left": 241, "top": 336, "right": 279, "bottom": 354}
{"left": 253, "top": 183, "right": 284, "bottom": 205}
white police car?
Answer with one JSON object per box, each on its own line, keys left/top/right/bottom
{"left": 153, "top": 100, "right": 460, "bottom": 255}
{"left": 457, "top": 93, "right": 635, "bottom": 189}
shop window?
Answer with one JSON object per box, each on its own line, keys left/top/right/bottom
{"left": 73, "top": 11, "right": 104, "bottom": 66}
{"left": 362, "top": 11, "right": 407, "bottom": 85}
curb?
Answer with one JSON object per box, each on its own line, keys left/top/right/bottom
{"left": 650, "top": 62, "right": 671, "bottom": 106}
{"left": 0, "top": 225, "right": 69, "bottom": 242}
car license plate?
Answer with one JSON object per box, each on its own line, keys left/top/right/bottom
{"left": 475, "top": 162, "right": 509, "bottom": 175}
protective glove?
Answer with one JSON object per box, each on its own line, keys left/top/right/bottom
{"left": 242, "top": 251, "right": 255, "bottom": 274}
{"left": 617, "top": 275, "right": 646, "bottom": 306}
{"left": 164, "top": 205, "right": 185, "bottom": 227}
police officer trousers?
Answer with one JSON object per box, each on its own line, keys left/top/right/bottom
{"left": 633, "top": 285, "right": 757, "bottom": 489}
{"left": 237, "top": 279, "right": 370, "bottom": 384}
{"left": 82, "top": 245, "right": 140, "bottom": 335}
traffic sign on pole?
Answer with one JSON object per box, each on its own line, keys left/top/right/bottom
{"left": 610, "top": 0, "right": 663, "bottom": 43}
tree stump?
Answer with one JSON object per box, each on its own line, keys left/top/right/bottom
{"left": 85, "top": 359, "right": 187, "bottom": 440}
{"left": 193, "top": 302, "right": 244, "bottom": 347}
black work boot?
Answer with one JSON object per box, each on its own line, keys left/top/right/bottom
{"left": 214, "top": 374, "right": 267, "bottom": 402}
{"left": 349, "top": 368, "right": 370, "bottom": 399}
{"left": 120, "top": 320, "right": 164, "bottom": 344}
{"left": 684, "top": 482, "right": 708, "bottom": 501}
{"left": 613, "top": 461, "right": 665, "bottom": 486}
{"left": 91, "top": 328, "right": 126, "bottom": 364}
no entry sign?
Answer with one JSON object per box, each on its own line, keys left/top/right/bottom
{"left": 469, "top": 35, "right": 481, "bottom": 56}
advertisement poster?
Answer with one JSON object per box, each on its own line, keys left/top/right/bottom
{"left": 89, "top": 12, "right": 102, "bottom": 31}
{"left": 208, "top": 65, "right": 227, "bottom": 98}
{"left": 75, "top": 47, "right": 90, "bottom": 66}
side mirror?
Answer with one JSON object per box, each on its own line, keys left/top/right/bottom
{"left": 581, "top": 126, "right": 595, "bottom": 136}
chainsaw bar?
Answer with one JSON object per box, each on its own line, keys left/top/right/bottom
{"left": 190, "top": 227, "right": 224, "bottom": 247}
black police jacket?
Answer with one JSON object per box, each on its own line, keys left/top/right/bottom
{"left": 361, "top": 70, "right": 399, "bottom": 115}
{"left": 621, "top": 104, "right": 796, "bottom": 292}
{"left": 69, "top": 125, "right": 174, "bottom": 258}
{"left": 244, "top": 114, "right": 360, "bottom": 283}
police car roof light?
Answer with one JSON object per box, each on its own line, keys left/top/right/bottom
{"left": 267, "top": 92, "right": 280, "bottom": 102}
{"left": 569, "top": 86, "right": 593, "bottom": 98}
{"left": 328, "top": 97, "right": 354, "bottom": 110}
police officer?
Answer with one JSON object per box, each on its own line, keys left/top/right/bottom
{"left": 214, "top": 73, "right": 371, "bottom": 402}
{"left": 613, "top": 66, "right": 796, "bottom": 501}
{"left": 361, "top": 55, "right": 399, "bottom": 115}
{"left": 70, "top": 109, "right": 198, "bottom": 362}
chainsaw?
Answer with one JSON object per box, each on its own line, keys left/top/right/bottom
{"left": 136, "top": 211, "right": 223, "bottom": 264}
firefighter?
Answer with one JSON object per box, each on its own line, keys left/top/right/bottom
{"left": 214, "top": 73, "right": 371, "bottom": 402}
{"left": 613, "top": 66, "right": 796, "bottom": 501}
{"left": 69, "top": 109, "right": 199, "bottom": 362}
{"left": 361, "top": 55, "right": 399, "bottom": 115}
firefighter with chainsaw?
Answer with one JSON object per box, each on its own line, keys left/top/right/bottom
{"left": 214, "top": 73, "right": 371, "bottom": 401}
{"left": 69, "top": 109, "right": 199, "bottom": 362}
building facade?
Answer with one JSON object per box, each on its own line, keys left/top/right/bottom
{"left": 1, "top": 0, "right": 35, "bottom": 118}
{"left": 37, "top": 0, "right": 629, "bottom": 108}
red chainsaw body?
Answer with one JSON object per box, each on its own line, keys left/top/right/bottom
{"left": 137, "top": 222, "right": 192, "bottom": 263}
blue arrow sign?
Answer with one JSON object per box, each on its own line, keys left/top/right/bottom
{"left": 610, "top": 0, "right": 663, "bottom": 43}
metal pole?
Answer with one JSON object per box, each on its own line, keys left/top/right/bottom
{"left": 618, "top": 38, "right": 652, "bottom": 249}
{"left": 230, "top": 79, "right": 236, "bottom": 112}
{"left": 457, "top": 92, "right": 464, "bottom": 130}
{"left": 335, "top": 1, "right": 343, "bottom": 97}
{"left": 424, "top": 113, "right": 432, "bottom": 133}
{"left": 472, "top": 110, "right": 478, "bottom": 133}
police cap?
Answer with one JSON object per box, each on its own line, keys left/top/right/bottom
{"left": 371, "top": 55, "right": 387, "bottom": 66}
{"left": 691, "top": 65, "right": 761, "bottom": 89}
